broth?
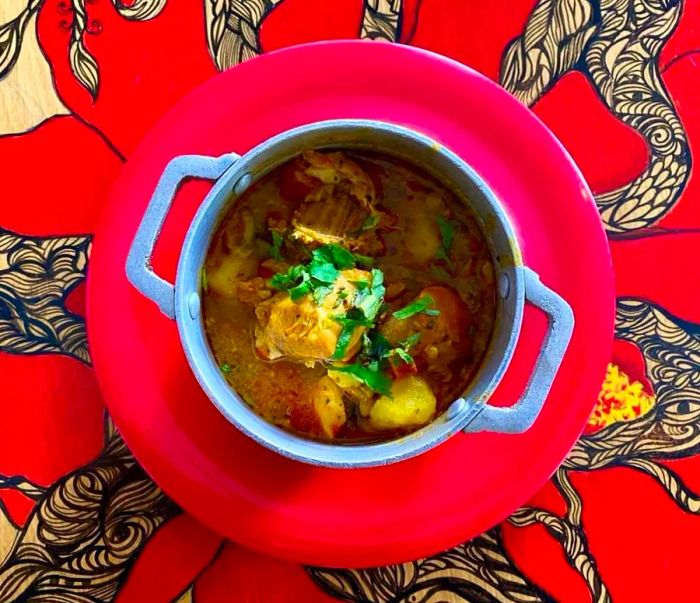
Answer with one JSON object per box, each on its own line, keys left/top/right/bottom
{"left": 202, "top": 149, "right": 496, "bottom": 442}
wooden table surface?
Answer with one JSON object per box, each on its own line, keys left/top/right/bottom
{"left": 1, "top": 1, "right": 699, "bottom": 601}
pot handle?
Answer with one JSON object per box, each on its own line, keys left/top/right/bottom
{"left": 463, "top": 267, "right": 574, "bottom": 434}
{"left": 126, "top": 154, "right": 240, "bottom": 319}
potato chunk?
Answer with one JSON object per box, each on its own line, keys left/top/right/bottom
{"left": 311, "top": 376, "right": 347, "bottom": 438}
{"left": 403, "top": 213, "right": 440, "bottom": 265}
{"left": 369, "top": 375, "right": 437, "bottom": 430}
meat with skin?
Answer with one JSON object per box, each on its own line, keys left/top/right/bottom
{"left": 254, "top": 268, "right": 372, "bottom": 365}
{"left": 291, "top": 150, "right": 381, "bottom": 247}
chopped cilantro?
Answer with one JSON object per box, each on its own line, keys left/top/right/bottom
{"left": 393, "top": 348, "right": 414, "bottom": 364}
{"left": 371, "top": 268, "right": 384, "bottom": 288}
{"left": 392, "top": 294, "right": 441, "bottom": 320}
{"left": 334, "top": 308, "right": 373, "bottom": 328}
{"left": 270, "top": 231, "right": 285, "bottom": 261}
{"left": 312, "top": 244, "right": 356, "bottom": 270}
{"left": 367, "top": 359, "right": 381, "bottom": 373}
{"left": 289, "top": 273, "right": 312, "bottom": 301}
{"left": 435, "top": 215, "right": 456, "bottom": 269}
{"left": 355, "top": 268, "right": 385, "bottom": 321}
{"left": 332, "top": 323, "right": 356, "bottom": 360}
{"left": 308, "top": 261, "right": 339, "bottom": 283}
{"left": 351, "top": 279, "right": 370, "bottom": 290}
{"left": 430, "top": 265, "right": 452, "bottom": 280}
{"left": 362, "top": 330, "right": 391, "bottom": 361}
{"left": 330, "top": 363, "right": 392, "bottom": 395}
{"left": 270, "top": 243, "right": 382, "bottom": 308}
{"left": 357, "top": 295, "right": 383, "bottom": 323}
{"left": 437, "top": 216, "right": 455, "bottom": 249}
{"left": 220, "top": 363, "right": 232, "bottom": 374}
{"left": 360, "top": 214, "right": 380, "bottom": 231}
{"left": 332, "top": 309, "right": 373, "bottom": 359}
{"left": 270, "top": 264, "right": 305, "bottom": 290}
{"left": 400, "top": 332, "right": 421, "bottom": 349}
{"left": 353, "top": 253, "right": 374, "bottom": 267}
{"left": 313, "top": 285, "right": 333, "bottom": 305}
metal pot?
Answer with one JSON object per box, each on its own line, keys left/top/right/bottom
{"left": 126, "top": 119, "right": 574, "bottom": 468}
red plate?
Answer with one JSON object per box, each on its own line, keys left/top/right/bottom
{"left": 88, "top": 41, "right": 614, "bottom": 567}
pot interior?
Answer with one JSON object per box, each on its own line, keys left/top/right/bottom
{"left": 175, "top": 119, "right": 525, "bottom": 467}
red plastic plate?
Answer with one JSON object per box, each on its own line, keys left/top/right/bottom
{"left": 88, "top": 41, "right": 614, "bottom": 567}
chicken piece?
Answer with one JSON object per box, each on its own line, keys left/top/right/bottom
{"left": 381, "top": 285, "right": 471, "bottom": 370}
{"left": 291, "top": 151, "right": 381, "bottom": 247}
{"left": 311, "top": 376, "right": 347, "bottom": 438}
{"left": 369, "top": 375, "right": 437, "bottom": 429}
{"left": 303, "top": 150, "right": 376, "bottom": 209}
{"left": 292, "top": 198, "right": 368, "bottom": 246}
{"left": 254, "top": 268, "right": 372, "bottom": 365}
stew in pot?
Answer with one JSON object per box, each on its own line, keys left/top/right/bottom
{"left": 202, "top": 149, "right": 496, "bottom": 442}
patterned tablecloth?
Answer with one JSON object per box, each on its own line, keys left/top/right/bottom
{"left": 1, "top": 1, "right": 699, "bottom": 601}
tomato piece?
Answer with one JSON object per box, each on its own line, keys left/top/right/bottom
{"left": 288, "top": 402, "right": 321, "bottom": 435}
{"left": 421, "top": 285, "right": 472, "bottom": 337}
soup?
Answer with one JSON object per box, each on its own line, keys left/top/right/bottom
{"left": 202, "top": 149, "right": 496, "bottom": 442}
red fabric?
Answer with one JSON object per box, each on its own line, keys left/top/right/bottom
{"left": 1, "top": 0, "right": 699, "bottom": 600}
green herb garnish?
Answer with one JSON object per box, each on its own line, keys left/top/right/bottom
{"left": 330, "top": 363, "right": 392, "bottom": 395}
{"left": 308, "top": 261, "right": 339, "bottom": 283}
{"left": 354, "top": 268, "right": 385, "bottom": 321}
{"left": 313, "top": 285, "right": 333, "bottom": 305}
{"left": 353, "top": 253, "right": 374, "bottom": 267}
{"left": 332, "top": 325, "right": 355, "bottom": 360}
{"left": 270, "top": 231, "right": 285, "bottom": 261}
{"left": 334, "top": 308, "right": 374, "bottom": 328}
{"left": 220, "top": 363, "right": 232, "bottom": 374}
{"left": 435, "top": 216, "right": 456, "bottom": 269}
{"left": 289, "top": 276, "right": 313, "bottom": 301}
{"left": 311, "top": 243, "right": 356, "bottom": 270}
{"left": 362, "top": 330, "right": 391, "bottom": 361}
{"left": 437, "top": 216, "right": 455, "bottom": 249}
{"left": 360, "top": 214, "right": 380, "bottom": 231}
{"left": 270, "top": 264, "right": 305, "bottom": 290}
{"left": 400, "top": 332, "right": 421, "bottom": 350}
{"left": 332, "top": 309, "right": 373, "bottom": 360}
{"left": 270, "top": 243, "right": 377, "bottom": 307}
{"left": 392, "top": 294, "right": 441, "bottom": 320}
{"left": 332, "top": 308, "right": 374, "bottom": 359}
{"left": 393, "top": 348, "right": 414, "bottom": 364}
{"left": 351, "top": 279, "right": 370, "bottom": 290}
{"left": 332, "top": 267, "right": 386, "bottom": 360}
{"left": 430, "top": 265, "right": 451, "bottom": 280}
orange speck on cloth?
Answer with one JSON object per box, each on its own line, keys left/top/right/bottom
{"left": 587, "top": 363, "right": 656, "bottom": 431}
